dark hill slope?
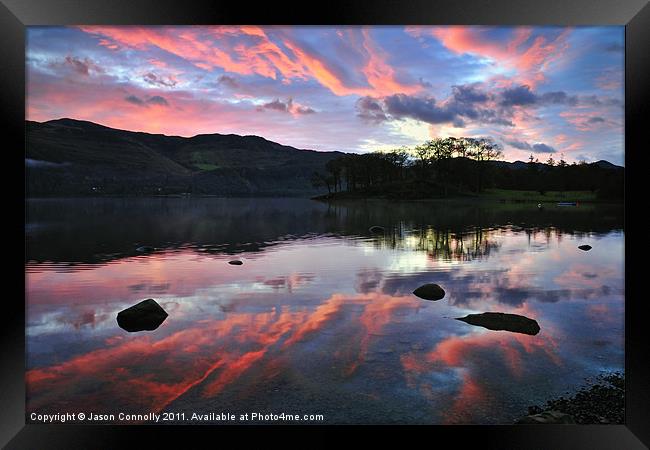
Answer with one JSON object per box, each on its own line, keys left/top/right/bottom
{"left": 26, "top": 119, "right": 344, "bottom": 196}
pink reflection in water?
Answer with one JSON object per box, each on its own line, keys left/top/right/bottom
{"left": 400, "top": 304, "right": 562, "bottom": 424}
{"left": 25, "top": 228, "right": 624, "bottom": 423}
{"left": 27, "top": 290, "right": 424, "bottom": 415}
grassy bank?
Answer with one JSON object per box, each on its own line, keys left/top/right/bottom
{"left": 313, "top": 187, "right": 617, "bottom": 203}
{"left": 481, "top": 189, "right": 599, "bottom": 203}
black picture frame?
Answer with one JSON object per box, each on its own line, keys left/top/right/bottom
{"left": 3, "top": 0, "right": 648, "bottom": 447}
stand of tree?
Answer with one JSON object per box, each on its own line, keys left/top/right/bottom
{"left": 492, "top": 156, "right": 623, "bottom": 200}
{"left": 311, "top": 137, "right": 623, "bottom": 201}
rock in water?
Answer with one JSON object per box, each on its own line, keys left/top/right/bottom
{"left": 456, "top": 312, "right": 540, "bottom": 335}
{"left": 369, "top": 226, "right": 385, "bottom": 234}
{"left": 117, "top": 299, "right": 168, "bottom": 332}
{"left": 515, "top": 411, "right": 576, "bottom": 424}
{"left": 413, "top": 283, "right": 446, "bottom": 301}
{"left": 228, "top": 260, "right": 243, "bottom": 265}
{"left": 578, "top": 245, "right": 592, "bottom": 251}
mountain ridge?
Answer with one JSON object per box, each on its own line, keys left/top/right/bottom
{"left": 490, "top": 159, "right": 623, "bottom": 171}
{"left": 26, "top": 118, "right": 347, "bottom": 196}
{"left": 26, "top": 118, "right": 623, "bottom": 197}
{"left": 37, "top": 117, "right": 327, "bottom": 153}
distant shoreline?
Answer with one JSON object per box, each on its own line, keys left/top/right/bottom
{"left": 312, "top": 188, "right": 624, "bottom": 204}
{"left": 25, "top": 192, "right": 624, "bottom": 207}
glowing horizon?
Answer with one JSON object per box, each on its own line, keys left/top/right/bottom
{"left": 26, "top": 26, "right": 624, "bottom": 165}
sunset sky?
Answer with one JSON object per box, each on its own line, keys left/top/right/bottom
{"left": 26, "top": 26, "right": 624, "bottom": 164}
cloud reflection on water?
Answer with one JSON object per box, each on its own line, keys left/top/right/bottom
{"left": 25, "top": 199, "right": 624, "bottom": 423}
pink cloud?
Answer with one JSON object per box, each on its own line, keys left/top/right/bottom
{"left": 412, "top": 26, "right": 571, "bottom": 88}
{"left": 77, "top": 26, "right": 421, "bottom": 98}
{"left": 360, "top": 29, "right": 421, "bottom": 96}
{"left": 559, "top": 109, "right": 617, "bottom": 132}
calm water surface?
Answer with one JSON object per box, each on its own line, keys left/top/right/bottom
{"left": 25, "top": 198, "right": 624, "bottom": 424}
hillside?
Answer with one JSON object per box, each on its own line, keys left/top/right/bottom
{"left": 26, "top": 119, "right": 624, "bottom": 199}
{"left": 489, "top": 159, "right": 623, "bottom": 171}
{"left": 26, "top": 119, "right": 344, "bottom": 196}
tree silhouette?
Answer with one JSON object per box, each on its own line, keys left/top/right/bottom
{"left": 313, "top": 135, "right": 621, "bottom": 200}
{"left": 311, "top": 171, "right": 334, "bottom": 195}
{"left": 465, "top": 137, "right": 503, "bottom": 192}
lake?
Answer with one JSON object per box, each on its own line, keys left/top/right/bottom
{"left": 25, "top": 197, "right": 624, "bottom": 424}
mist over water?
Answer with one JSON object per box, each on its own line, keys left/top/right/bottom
{"left": 25, "top": 198, "right": 624, "bottom": 424}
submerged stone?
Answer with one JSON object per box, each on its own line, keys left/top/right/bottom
{"left": 369, "top": 225, "right": 385, "bottom": 234}
{"left": 578, "top": 245, "right": 592, "bottom": 251}
{"left": 456, "top": 312, "right": 540, "bottom": 335}
{"left": 413, "top": 283, "right": 446, "bottom": 301}
{"left": 515, "top": 411, "right": 575, "bottom": 424}
{"left": 228, "top": 260, "right": 243, "bottom": 265}
{"left": 117, "top": 298, "right": 168, "bottom": 332}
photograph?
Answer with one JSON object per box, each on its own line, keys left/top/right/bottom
{"left": 24, "top": 24, "right": 626, "bottom": 426}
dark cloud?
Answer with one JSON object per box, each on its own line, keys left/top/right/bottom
{"left": 63, "top": 56, "right": 103, "bottom": 76}
{"left": 539, "top": 91, "right": 621, "bottom": 108}
{"left": 418, "top": 77, "right": 432, "bottom": 88}
{"left": 357, "top": 89, "right": 513, "bottom": 128}
{"left": 501, "top": 85, "right": 618, "bottom": 108}
{"left": 260, "top": 98, "right": 289, "bottom": 112}
{"left": 217, "top": 75, "right": 239, "bottom": 89}
{"left": 147, "top": 95, "right": 169, "bottom": 106}
{"left": 356, "top": 82, "right": 618, "bottom": 130}
{"left": 444, "top": 83, "right": 514, "bottom": 126}
{"left": 124, "top": 94, "right": 169, "bottom": 107}
{"left": 257, "top": 98, "right": 315, "bottom": 115}
{"left": 499, "top": 85, "right": 537, "bottom": 106}
{"left": 445, "top": 83, "right": 514, "bottom": 127}
{"left": 505, "top": 139, "right": 555, "bottom": 154}
{"left": 578, "top": 94, "right": 622, "bottom": 107}
{"left": 588, "top": 116, "right": 606, "bottom": 124}
{"left": 532, "top": 143, "right": 556, "bottom": 154}
{"left": 356, "top": 96, "right": 388, "bottom": 123}
{"left": 452, "top": 105, "right": 513, "bottom": 127}
{"left": 505, "top": 139, "right": 532, "bottom": 150}
{"left": 539, "top": 91, "right": 579, "bottom": 106}
{"left": 143, "top": 72, "right": 177, "bottom": 88}
{"left": 124, "top": 95, "right": 145, "bottom": 106}
{"left": 451, "top": 84, "right": 489, "bottom": 104}
{"left": 383, "top": 94, "right": 456, "bottom": 124}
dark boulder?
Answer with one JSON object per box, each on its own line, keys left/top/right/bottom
{"left": 456, "top": 312, "right": 540, "bottom": 335}
{"left": 578, "top": 245, "right": 592, "bottom": 251}
{"left": 515, "top": 411, "right": 576, "bottom": 424}
{"left": 117, "top": 298, "right": 168, "bottom": 332}
{"left": 228, "top": 260, "right": 243, "bottom": 265}
{"left": 369, "top": 226, "right": 385, "bottom": 234}
{"left": 413, "top": 283, "right": 446, "bottom": 301}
